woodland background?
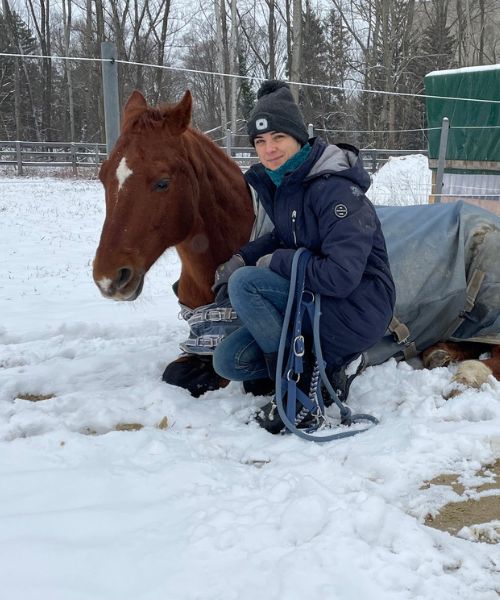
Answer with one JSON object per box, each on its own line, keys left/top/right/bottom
{"left": 1, "top": 0, "right": 499, "bottom": 150}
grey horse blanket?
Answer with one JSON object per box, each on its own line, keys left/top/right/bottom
{"left": 364, "top": 201, "right": 500, "bottom": 366}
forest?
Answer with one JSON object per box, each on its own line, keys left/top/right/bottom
{"left": 1, "top": 0, "right": 499, "bottom": 150}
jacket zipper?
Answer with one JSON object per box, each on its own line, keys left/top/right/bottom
{"left": 291, "top": 210, "right": 297, "bottom": 247}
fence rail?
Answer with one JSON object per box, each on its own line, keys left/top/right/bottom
{"left": 0, "top": 140, "right": 428, "bottom": 176}
{"left": 0, "top": 141, "right": 107, "bottom": 175}
{"left": 230, "top": 146, "right": 428, "bottom": 173}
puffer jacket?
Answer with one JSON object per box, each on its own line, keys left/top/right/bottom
{"left": 240, "top": 137, "right": 396, "bottom": 367}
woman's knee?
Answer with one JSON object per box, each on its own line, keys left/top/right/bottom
{"left": 228, "top": 266, "right": 289, "bottom": 306}
{"left": 213, "top": 331, "right": 267, "bottom": 381}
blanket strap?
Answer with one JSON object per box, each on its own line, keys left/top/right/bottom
{"left": 441, "top": 268, "right": 485, "bottom": 340}
{"left": 387, "top": 316, "right": 418, "bottom": 360}
{"left": 387, "top": 268, "right": 485, "bottom": 360}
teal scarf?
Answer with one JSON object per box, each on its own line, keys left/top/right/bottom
{"left": 265, "top": 143, "right": 311, "bottom": 187}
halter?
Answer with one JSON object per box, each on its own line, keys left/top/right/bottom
{"left": 275, "top": 248, "right": 379, "bottom": 442}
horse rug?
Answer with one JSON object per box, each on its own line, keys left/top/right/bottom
{"left": 364, "top": 201, "right": 500, "bottom": 366}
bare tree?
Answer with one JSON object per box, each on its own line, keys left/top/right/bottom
{"left": 26, "top": 0, "right": 52, "bottom": 139}
{"left": 290, "top": 0, "right": 302, "bottom": 101}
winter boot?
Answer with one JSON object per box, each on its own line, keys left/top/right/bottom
{"left": 255, "top": 352, "right": 319, "bottom": 434}
{"left": 242, "top": 351, "right": 277, "bottom": 396}
{"left": 323, "top": 355, "right": 365, "bottom": 406}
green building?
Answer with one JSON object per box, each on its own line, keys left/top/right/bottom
{"left": 425, "top": 64, "right": 500, "bottom": 215}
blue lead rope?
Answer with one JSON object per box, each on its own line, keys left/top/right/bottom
{"left": 275, "top": 248, "right": 379, "bottom": 442}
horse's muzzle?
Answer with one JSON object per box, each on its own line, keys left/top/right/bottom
{"left": 94, "top": 267, "right": 145, "bottom": 301}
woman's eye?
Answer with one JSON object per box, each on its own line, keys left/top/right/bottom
{"left": 153, "top": 179, "right": 170, "bottom": 191}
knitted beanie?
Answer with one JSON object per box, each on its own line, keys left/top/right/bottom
{"left": 247, "top": 81, "right": 309, "bottom": 146}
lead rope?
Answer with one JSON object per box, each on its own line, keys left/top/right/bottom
{"left": 275, "top": 248, "right": 378, "bottom": 443}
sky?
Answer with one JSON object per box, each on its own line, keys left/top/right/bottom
{"left": 0, "top": 156, "right": 499, "bottom": 600}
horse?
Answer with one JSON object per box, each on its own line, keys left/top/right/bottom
{"left": 93, "top": 89, "right": 255, "bottom": 394}
{"left": 93, "top": 90, "right": 500, "bottom": 399}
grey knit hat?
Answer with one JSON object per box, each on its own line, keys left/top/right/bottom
{"left": 247, "top": 81, "right": 309, "bottom": 146}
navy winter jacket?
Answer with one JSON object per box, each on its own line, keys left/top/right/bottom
{"left": 240, "top": 137, "right": 396, "bottom": 367}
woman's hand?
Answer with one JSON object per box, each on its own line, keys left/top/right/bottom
{"left": 211, "top": 254, "right": 245, "bottom": 300}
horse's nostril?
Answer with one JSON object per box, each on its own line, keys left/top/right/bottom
{"left": 116, "top": 267, "right": 133, "bottom": 290}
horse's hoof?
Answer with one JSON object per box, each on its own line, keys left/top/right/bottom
{"left": 443, "top": 360, "right": 493, "bottom": 399}
{"left": 422, "top": 348, "right": 452, "bottom": 369}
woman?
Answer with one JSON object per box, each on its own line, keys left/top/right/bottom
{"left": 212, "top": 80, "right": 395, "bottom": 433}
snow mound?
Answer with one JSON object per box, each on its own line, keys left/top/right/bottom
{"left": 368, "top": 154, "right": 432, "bottom": 206}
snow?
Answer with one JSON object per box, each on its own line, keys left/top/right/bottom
{"left": 426, "top": 64, "right": 500, "bottom": 77}
{"left": 367, "top": 153, "right": 432, "bottom": 206}
{"left": 1, "top": 162, "right": 500, "bottom": 599}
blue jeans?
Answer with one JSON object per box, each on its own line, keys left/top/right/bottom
{"left": 213, "top": 267, "right": 291, "bottom": 381}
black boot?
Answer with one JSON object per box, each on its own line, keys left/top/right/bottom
{"left": 242, "top": 352, "right": 277, "bottom": 397}
{"left": 255, "top": 353, "right": 317, "bottom": 434}
{"left": 243, "top": 378, "right": 275, "bottom": 396}
{"left": 162, "top": 354, "right": 228, "bottom": 397}
{"left": 323, "top": 355, "right": 365, "bottom": 406}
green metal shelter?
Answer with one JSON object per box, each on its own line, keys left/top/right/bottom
{"left": 424, "top": 64, "right": 500, "bottom": 214}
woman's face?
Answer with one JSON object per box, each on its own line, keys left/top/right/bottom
{"left": 254, "top": 131, "right": 301, "bottom": 170}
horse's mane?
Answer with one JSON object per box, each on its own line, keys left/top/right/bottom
{"left": 122, "top": 104, "right": 180, "bottom": 133}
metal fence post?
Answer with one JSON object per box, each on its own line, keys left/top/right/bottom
{"left": 101, "top": 42, "right": 120, "bottom": 155}
{"left": 308, "top": 123, "right": 314, "bottom": 139}
{"left": 16, "top": 141, "right": 23, "bottom": 176}
{"left": 435, "top": 117, "right": 449, "bottom": 203}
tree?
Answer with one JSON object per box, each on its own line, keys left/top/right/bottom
{"left": 0, "top": 4, "right": 39, "bottom": 140}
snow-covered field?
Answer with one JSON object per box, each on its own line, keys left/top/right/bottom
{"left": 1, "top": 157, "right": 499, "bottom": 600}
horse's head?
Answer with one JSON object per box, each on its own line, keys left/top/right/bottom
{"left": 93, "top": 90, "right": 198, "bottom": 301}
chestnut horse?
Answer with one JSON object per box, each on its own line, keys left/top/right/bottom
{"left": 93, "top": 90, "right": 500, "bottom": 397}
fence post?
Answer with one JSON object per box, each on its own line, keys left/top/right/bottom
{"left": 435, "top": 117, "right": 449, "bottom": 203}
{"left": 71, "top": 142, "right": 77, "bottom": 175}
{"left": 371, "top": 150, "right": 377, "bottom": 174}
{"left": 101, "top": 42, "right": 120, "bottom": 155}
{"left": 16, "top": 141, "right": 23, "bottom": 176}
{"left": 225, "top": 127, "right": 232, "bottom": 157}
{"left": 95, "top": 143, "right": 100, "bottom": 174}
{"left": 308, "top": 123, "right": 314, "bottom": 139}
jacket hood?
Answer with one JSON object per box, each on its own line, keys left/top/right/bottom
{"left": 305, "top": 139, "right": 371, "bottom": 193}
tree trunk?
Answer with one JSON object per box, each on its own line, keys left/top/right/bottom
{"left": 290, "top": 0, "right": 302, "bottom": 102}
{"left": 229, "top": 0, "right": 238, "bottom": 136}
{"left": 215, "top": 0, "right": 228, "bottom": 132}
{"left": 152, "top": 0, "right": 172, "bottom": 105}
{"left": 267, "top": 0, "right": 276, "bottom": 79}
{"left": 62, "top": 0, "right": 75, "bottom": 141}
{"left": 27, "top": 0, "right": 52, "bottom": 140}
{"left": 2, "top": 0, "right": 22, "bottom": 141}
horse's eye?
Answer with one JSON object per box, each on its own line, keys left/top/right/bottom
{"left": 153, "top": 179, "right": 170, "bottom": 191}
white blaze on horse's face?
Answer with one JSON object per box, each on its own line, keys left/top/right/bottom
{"left": 116, "top": 156, "right": 133, "bottom": 192}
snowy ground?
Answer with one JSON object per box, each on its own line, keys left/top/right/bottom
{"left": 1, "top": 158, "right": 499, "bottom": 600}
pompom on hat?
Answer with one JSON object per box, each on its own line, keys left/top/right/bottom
{"left": 247, "top": 80, "right": 309, "bottom": 146}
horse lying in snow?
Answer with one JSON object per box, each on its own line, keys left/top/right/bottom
{"left": 92, "top": 90, "right": 500, "bottom": 399}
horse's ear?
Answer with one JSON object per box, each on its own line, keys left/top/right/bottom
{"left": 167, "top": 90, "right": 192, "bottom": 133}
{"left": 124, "top": 90, "right": 148, "bottom": 115}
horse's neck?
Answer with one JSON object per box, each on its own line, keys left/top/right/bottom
{"left": 175, "top": 129, "right": 254, "bottom": 309}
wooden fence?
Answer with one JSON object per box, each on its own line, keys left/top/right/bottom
{"left": 0, "top": 141, "right": 106, "bottom": 175}
{"left": 0, "top": 140, "right": 427, "bottom": 176}
{"left": 231, "top": 146, "right": 428, "bottom": 173}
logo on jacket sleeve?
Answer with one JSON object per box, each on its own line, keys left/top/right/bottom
{"left": 334, "top": 204, "right": 348, "bottom": 218}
